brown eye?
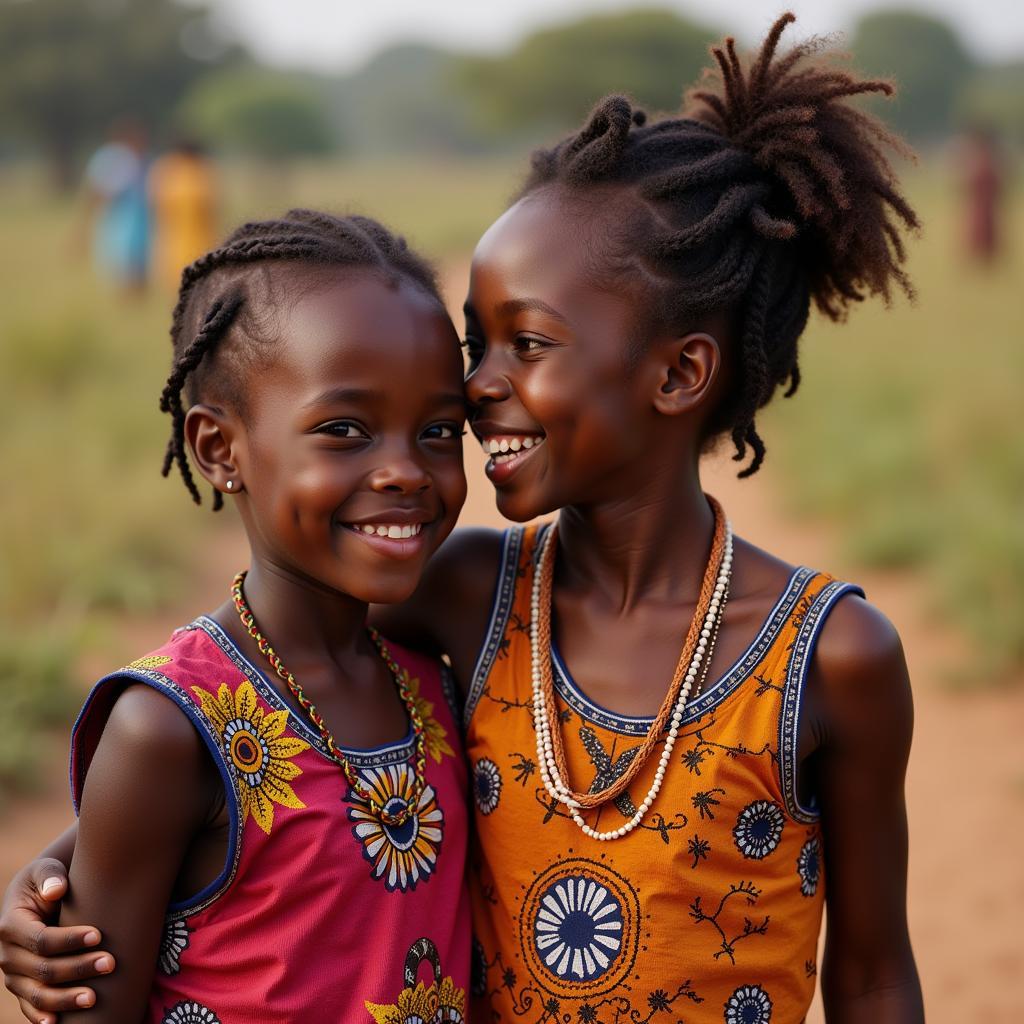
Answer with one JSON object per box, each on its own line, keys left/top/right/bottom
{"left": 320, "top": 421, "right": 368, "bottom": 439}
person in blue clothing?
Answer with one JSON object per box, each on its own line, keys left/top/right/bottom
{"left": 81, "top": 119, "right": 151, "bottom": 293}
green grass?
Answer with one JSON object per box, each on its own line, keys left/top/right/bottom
{"left": 0, "top": 156, "right": 1019, "bottom": 799}
{"left": 763, "top": 167, "right": 1024, "bottom": 680}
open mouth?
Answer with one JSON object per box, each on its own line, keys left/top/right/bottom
{"left": 480, "top": 434, "right": 545, "bottom": 463}
{"left": 478, "top": 433, "right": 546, "bottom": 482}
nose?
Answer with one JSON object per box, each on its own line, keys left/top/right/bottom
{"left": 368, "top": 446, "right": 432, "bottom": 494}
{"left": 464, "top": 346, "right": 512, "bottom": 406}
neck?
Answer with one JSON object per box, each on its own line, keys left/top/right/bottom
{"left": 556, "top": 456, "right": 716, "bottom": 612}
{"left": 236, "top": 557, "right": 370, "bottom": 668}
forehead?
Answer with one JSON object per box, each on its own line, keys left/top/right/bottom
{"left": 469, "top": 186, "right": 642, "bottom": 313}
{"left": 270, "top": 272, "right": 461, "bottom": 388}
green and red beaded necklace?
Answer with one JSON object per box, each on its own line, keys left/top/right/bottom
{"left": 230, "top": 570, "right": 427, "bottom": 826}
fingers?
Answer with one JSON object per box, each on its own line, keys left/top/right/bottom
{"left": 1, "top": 907, "right": 100, "bottom": 961}
{"left": 8, "top": 971, "right": 97, "bottom": 1019}
{"left": 2, "top": 941, "right": 113, "bottom": 984}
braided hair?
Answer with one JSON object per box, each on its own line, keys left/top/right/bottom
{"left": 159, "top": 209, "right": 443, "bottom": 508}
{"left": 520, "top": 12, "right": 919, "bottom": 475}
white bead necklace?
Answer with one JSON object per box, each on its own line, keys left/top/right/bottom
{"left": 530, "top": 520, "right": 734, "bottom": 841}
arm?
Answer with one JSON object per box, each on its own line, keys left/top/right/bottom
{"left": 369, "top": 526, "right": 505, "bottom": 692}
{"left": 810, "top": 597, "right": 924, "bottom": 1023}
{"left": 58, "top": 684, "right": 216, "bottom": 1023}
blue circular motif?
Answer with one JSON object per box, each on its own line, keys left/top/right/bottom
{"left": 473, "top": 758, "right": 502, "bottom": 815}
{"left": 797, "top": 837, "right": 821, "bottom": 896}
{"left": 732, "top": 801, "right": 785, "bottom": 860}
{"left": 534, "top": 875, "right": 623, "bottom": 982}
{"left": 724, "top": 984, "right": 773, "bottom": 1024}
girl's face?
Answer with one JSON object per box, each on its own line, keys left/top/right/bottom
{"left": 463, "top": 188, "right": 679, "bottom": 522}
{"left": 227, "top": 272, "right": 467, "bottom": 605}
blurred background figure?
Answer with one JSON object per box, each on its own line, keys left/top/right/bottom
{"left": 147, "top": 138, "right": 219, "bottom": 290}
{"left": 957, "top": 123, "right": 1005, "bottom": 262}
{"left": 80, "top": 119, "right": 150, "bottom": 294}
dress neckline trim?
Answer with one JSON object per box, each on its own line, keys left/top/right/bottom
{"left": 550, "top": 566, "right": 816, "bottom": 735}
{"left": 190, "top": 615, "right": 417, "bottom": 767}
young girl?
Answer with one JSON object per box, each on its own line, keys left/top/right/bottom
{"left": 2, "top": 209, "right": 472, "bottom": 1023}
{"left": 1, "top": 15, "right": 924, "bottom": 1023}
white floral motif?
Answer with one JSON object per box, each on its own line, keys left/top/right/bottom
{"left": 797, "top": 836, "right": 821, "bottom": 896}
{"left": 724, "top": 984, "right": 773, "bottom": 1024}
{"left": 533, "top": 875, "right": 623, "bottom": 982}
{"left": 732, "top": 800, "right": 785, "bottom": 860}
{"left": 473, "top": 758, "right": 502, "bottom": 815}
{"left": 157, "top": 918, "right": 191, "bottom": 975}
{"left": 161, "top": 1001, "right": 221, "bottom": 1024}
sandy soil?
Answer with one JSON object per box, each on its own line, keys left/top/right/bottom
{"left": 2, "top": 447, "right": 1022, "bottom": 1024}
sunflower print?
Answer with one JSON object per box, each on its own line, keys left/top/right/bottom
{"left": 348, "top": 763, "right": 444, "bottom": 892}
{"left": 192, "top": 679, "right": 309, "bottom": 834}
{"left": 365, "top": 975, "right": 466, "bottom": 1023}
{"left": 404, "top": 670, "right": 454, "bottom": 763}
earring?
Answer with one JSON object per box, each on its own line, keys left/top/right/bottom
{"left": 226, "top": 480, "right": 234, "bottom": 491}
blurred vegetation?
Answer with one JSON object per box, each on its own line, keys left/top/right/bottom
{"left": 178, "top": 68, "right": 336, "bottom": 159}
{"left": 764, "top": 169, "right": 1024, "bottom": 682}
{"left": 454, "top": 9, "right": 720, "bottom": 143}
{"left": 3, "top": 1, "right": 1024, "bottom": 182}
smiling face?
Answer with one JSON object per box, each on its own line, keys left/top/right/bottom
{"left": 220, "top": 271, "right": 467, "bottom": 604}
{"left": 464, "top": 186, "right": 708, "bottom": 523}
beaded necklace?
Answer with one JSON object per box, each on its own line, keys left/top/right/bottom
{"left": 230, "top": 571, "right": 427, "bottom": 826}
{"left": 531, "top": 499, "right": 734, "bottom": 840}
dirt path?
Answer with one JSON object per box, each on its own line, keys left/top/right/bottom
{"left": 2, "top": 452, "right": 1022, "bottom": 1023}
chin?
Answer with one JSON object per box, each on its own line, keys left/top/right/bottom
{"left": 495, "top": 487, "right": 559, "bottom": 525}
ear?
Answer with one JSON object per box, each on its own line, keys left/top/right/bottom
{"left": 184, "top": 404, "right": 244, "bottom": 496}
{"left": 650, "top": 332, "right": 721, "bottom": 417}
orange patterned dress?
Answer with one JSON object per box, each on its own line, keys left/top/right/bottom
{"left": 465, "top": 524, "right": 862, "bottom": 1024}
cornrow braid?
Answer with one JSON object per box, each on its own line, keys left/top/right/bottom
{"left": 161, "top": 209, "right": 443, "bottom": 507}
{"left": 520, "top": 11, "right": 919, "bottom": 475}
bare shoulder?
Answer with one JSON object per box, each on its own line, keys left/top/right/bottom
{"left": 101, "top": 682, "right": 208, "bottom": 763}
{"left": 809, "top": 594, "right": 914, "bottom": 745}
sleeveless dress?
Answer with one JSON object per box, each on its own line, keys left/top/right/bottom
{"left": 464, "top": 525, "right": 863, "bottom": 1024}
{"left": 70, "top": 617, "right": 470, "bottom": 1023}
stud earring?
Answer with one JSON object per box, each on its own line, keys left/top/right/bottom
{"left": 226, "top": 480, "right": 234, "bottom": 491}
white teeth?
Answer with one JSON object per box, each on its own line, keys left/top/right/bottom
{"left": 509, "top": 438, "right": 522, "bottom": 451}
{"left": 488, "top": 440, "right": 500, "bottom": 454}
{"left": 499, "top": 439, "right": 510, "bottom": 452}
{"left": 353, "top": 522, "right": 423, "bottom": 538}
{"left": 522, "top": 437, "right": 534, "bottom": 449}
{"left": 481, "top": 440, "right": 490, "bottom": 455}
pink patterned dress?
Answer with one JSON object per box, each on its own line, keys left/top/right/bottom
{"left": 70, "top": 617, "right": 470, "bottom": 1023}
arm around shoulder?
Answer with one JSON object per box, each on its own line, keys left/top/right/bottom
{"left": 60, "top": 683, "right": 217, "bottom": 1023}
{"left": 809, "top": 596, "right": 924, "bottom": 1022}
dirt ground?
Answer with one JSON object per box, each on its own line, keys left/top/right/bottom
{"left": 2, "top": 446, "right": 1022, "bottom": 1023}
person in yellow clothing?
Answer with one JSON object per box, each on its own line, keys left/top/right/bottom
{"left": 148, "top": 140, "right": 218, "bottom": 291}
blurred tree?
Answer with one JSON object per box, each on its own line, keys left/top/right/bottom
{"left": 328, "top": 44, "right": 481, "bottom": 155}
{"left": 454, "top": 8, "right": 720, "bottom": 143}
{"left": 958, "top": 62, "right": 1024, "bottom": 144}
{"left": 851, "top": 10, "right": 975, "bottom": 141}
{"left": 0, "top": 0, "right": 223, "bottom": 188}
{"left": 177, "top": 68, "right": 336, "bottom": 159}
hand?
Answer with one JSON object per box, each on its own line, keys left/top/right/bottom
{"left": 0, "top": 859, "right": 114, "bottom": 1024}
